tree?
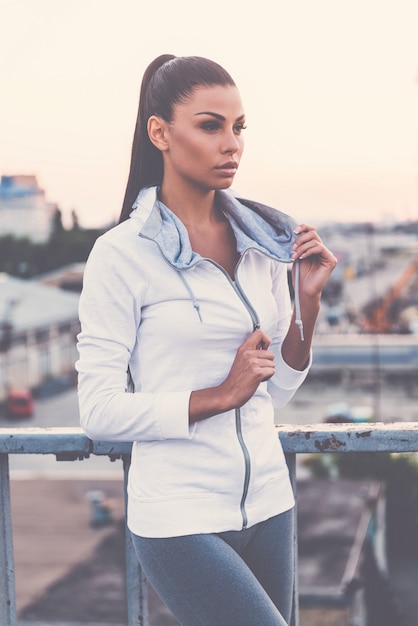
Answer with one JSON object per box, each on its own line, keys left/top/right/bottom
{"left": 51, "top": 207, "right": 65, "bottom": 235}
{"left": 0, "top": 226, "right": 105, "bottom": 278}
{"left": 71, "top": 209, "right": 80, "bottom": 231}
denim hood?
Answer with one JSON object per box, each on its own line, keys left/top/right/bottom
{"left": 130, "top": 186, "right": 298, "bottom": 268}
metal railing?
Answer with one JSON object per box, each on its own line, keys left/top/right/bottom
{"left": 1, "top": 422, "right": 418, "bottom": 626}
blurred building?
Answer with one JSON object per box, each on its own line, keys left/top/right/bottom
{"left": 36, "top": 262, "right": 85, "bottom": 293}
{"left": 0, "top": 175, "right": 56, "bottom": 242}
{"left": 0, "top": 273, "right": 80, "bottom": 402}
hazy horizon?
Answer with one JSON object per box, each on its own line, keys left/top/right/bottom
{"left": 1, "top": 0, "right": 417, "bottom": 228}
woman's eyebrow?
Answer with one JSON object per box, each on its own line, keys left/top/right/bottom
{"left": 194, "top": 112, "right": 246, "bottom": 122}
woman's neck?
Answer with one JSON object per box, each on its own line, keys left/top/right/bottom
{"left": 159, "top": 179, "right": 239, "bottom": 278}
{"left": 159, "top": 182, "right": 218, "bottom": 227}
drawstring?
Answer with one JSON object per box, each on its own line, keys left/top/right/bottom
{"left": 176, "top": 263, "right": 303, "bottom": 340}
{"left": 294, "top": 260, "right": 304, "bottom": 341}
{"left": 177, "top": 271, "right": 203, "bottom": 322}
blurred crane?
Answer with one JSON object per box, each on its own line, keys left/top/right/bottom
{"left": 362, "top": 257, "right": 418, "bottom": 333}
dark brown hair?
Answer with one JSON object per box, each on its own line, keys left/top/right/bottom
{"left": 119, "top": 55, "right": 236, "bottom": 222}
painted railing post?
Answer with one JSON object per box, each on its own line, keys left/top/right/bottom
{"left": 123, "top": 454, "right": 149, "bottom": 626}
{"left": 286, "top": 453, "right": 299, "bottom": 626}
{"left": 0, "top": 454, "right": 17, "bottom": 626}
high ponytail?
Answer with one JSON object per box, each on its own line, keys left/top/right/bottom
{"left": 119, "top": 54, "right": 236, "bottom": 223}
{"left": 119, "top": 54, "right": 175, "bottom": 223}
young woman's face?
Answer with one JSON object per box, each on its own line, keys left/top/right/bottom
{"left": 160, "top": 84, "right": 246, "bottom": 192}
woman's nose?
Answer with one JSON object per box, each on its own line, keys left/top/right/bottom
{"left": 221, "top": 130, "right": 241, "bottom": 153}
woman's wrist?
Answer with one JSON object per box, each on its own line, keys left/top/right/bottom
{"left": 189, "top": 386, "right": 233, "bottom": 424}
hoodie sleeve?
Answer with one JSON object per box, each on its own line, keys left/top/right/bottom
{"left": 267, "top": 262, "right": 311, "bottom": 408}
{"left": 76, "top": 235, "right": 193, "bottom": 442}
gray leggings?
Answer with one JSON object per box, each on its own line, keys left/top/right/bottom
{"left": 131, "top": 508, "right": 294, "bottom": 626}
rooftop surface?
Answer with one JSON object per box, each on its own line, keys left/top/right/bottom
{"left": 297, "top": 479, "right": 379, "bottom": 592}
{"left": 0, "top": 274, "right": 79, "bottom": 331}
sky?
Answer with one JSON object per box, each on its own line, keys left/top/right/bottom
{"left": 1, "top": 0, "right": 417, "bottom": 228}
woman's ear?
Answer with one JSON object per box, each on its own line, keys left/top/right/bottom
{"left": 147, "top": 116, "right": 169, "bottom": 151}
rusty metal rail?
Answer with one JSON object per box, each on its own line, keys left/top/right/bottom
{"left": 1, "top": 423, "right": 418, "bottom": 626}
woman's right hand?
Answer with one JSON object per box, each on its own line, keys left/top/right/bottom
{"left": 218, "top": 329, "right": 275, "bottom": 409}
{"left": 189, "top": 329, "right": 275, "bottom": 423}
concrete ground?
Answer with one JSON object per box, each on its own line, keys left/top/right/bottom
{"left": 10, "top": 476, "right": 418, "bottom": 626}
{"left": 11, "top": 477, "right": 177, "bottom": 625}
{"left": 11, "top": 476, "right": 127, "bottom": 624}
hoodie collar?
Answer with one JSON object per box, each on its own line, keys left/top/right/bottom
{"left": 130, "top": 186, "right": 297, "bottom": 270}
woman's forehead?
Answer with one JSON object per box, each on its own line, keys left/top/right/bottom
{"left": 175, "top": 84, "right": 244, "bottom": 116}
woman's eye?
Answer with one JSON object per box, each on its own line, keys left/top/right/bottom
{"left": 200, "top": 120, "right": 247, "bottom": 133}
{"left": 201, "top": 121, "right": 221, "bottom": 131}
{"left": 234, "top": 123, "right": 247, "bottom": 134}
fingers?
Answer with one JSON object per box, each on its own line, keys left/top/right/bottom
{"left": 240, "top": 328, "right": 271, "bottom": 351}
{"left": 218, "top": 329, "right": 275, "bottom": 408}
{"left": 238, "top": 330, "right": 275, "bottom": 381}
{"left": 291, "top": 224, "right": 323, "bottom": 260}
{"left": 291, "top": 224, "right": 337, "bottom": 269}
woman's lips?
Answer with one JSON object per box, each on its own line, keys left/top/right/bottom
{"left": 215, "top": 162, "right": 238, "bottom": 175}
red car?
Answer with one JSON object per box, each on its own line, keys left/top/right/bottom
{"left": 6, "top": 389, "right": 34, "bottom": 418}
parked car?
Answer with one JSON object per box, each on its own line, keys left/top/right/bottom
{"left": 324, "top": 402, "right": 374, "bottom": 424}
{"left": 6, "top": 389, "right": 34, "bottom": 418}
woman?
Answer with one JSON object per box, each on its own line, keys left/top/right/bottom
{"left": 76, "top": 54, "right": 336, "bottom": 625}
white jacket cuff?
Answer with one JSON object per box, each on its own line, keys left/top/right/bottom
{"left": 159, "top": 391, "right": 195, "bottom": 439}
{"left": 277, "top": 348, "right": 312, "bottom": 389}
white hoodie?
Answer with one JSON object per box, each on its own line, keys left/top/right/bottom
{"left": 76, "top": 187, "right": 310, "bottom": 537}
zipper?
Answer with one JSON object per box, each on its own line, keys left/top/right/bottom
{"left": 202, "top": 254, "right": 261, "bottom": 331}
{"left": 186, "top": 259, "right": 257, "bottom": 528}
{"left": 231, "top": 261, "right": 260, "bottom": 331}
{"left": 180, "top": 258, "right": 257, "bottom": 528}
{"left": 235, "top": 407, "right": 251, "bottom": 529}
{"left": 140, "top": 234, "right": 257, "bottom": 528}
{"left": 210, "top": 257, "right": 256, "bottom": 529}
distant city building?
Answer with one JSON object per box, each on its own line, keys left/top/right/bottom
{"left": 0, "top": 273, "right": 80, "bottom": 401}
{"left": 0, "top": 175, "right": 56, "bottom": 242}
{"left": 36, "top": 262, "right": 86, "bottom": 293}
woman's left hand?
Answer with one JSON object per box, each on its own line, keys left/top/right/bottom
{"left": 291, "top": 224, "right": 338, "bottom": 298}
